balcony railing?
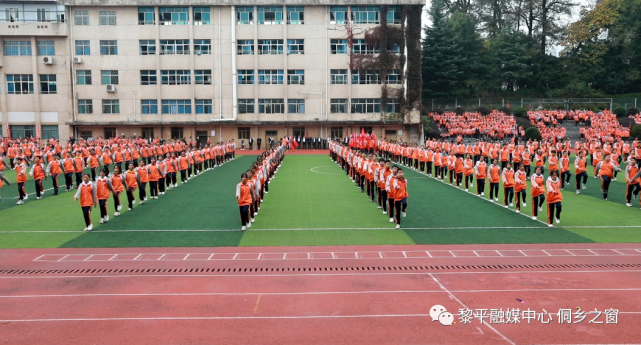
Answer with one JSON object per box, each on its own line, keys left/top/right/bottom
{"left": 2, "top": 10, "right": 66, "bottom": 23}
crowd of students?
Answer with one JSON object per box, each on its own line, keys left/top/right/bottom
{"left": 329, "top": 141, "right": 409, "bottom": 228}
{"left": 235, "top": 143, "right": 285, "bottom": 230}
{"left": 0, "top": 136, "right": 237, "bottom": 231}
{"left": 429, "top": 110, "right": 519, "bottom": 139}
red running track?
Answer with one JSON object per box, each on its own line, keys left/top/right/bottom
{"left": 1, "top": 243, "right": 640, "bottom": 344}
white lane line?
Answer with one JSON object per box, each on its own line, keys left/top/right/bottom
{"left": 3, "top": 269, "right": 641, "bottom": 279}
{"left": 429, "top": 273, "right": 516, "bottom": 345}
{"left": 3, "top": 288, "right": 641, "bottom": 298}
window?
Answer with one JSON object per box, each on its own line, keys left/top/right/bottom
{"left": 4, "top": 41, "right": 32, "bottom": 56}
{"left": 37, "top": 41, "right": 55, "bottom": 55}
{"left": 104, "top": 127, "right": 117, "bottom": 139}
{"left": 259, "top": 99, "right": 284, "bottom": 113}
{"left": 330, "top": 39, "right": 347, "bottom": 54}
{"left": 237, "top": 40, "right": 254, "bottom": 55}
{"left": 287, "top": 70, "right": 304, "bottom": 85}
{"left": 194, "top": 39, "right": 211, "bottom": 54}
{"left": 41, "top": 125, "right": 59, "bottom": 139}
{"left": 102, "top": 100, "right": 120, "bottom": 114}
{"left": 141, "top": 100, "right": 158, "bottom": 114}
{"left": 287, "top": 39, "right": 304, "bottom": 54}
{"left": 238, "top": 127, "right": 250, "bottom": 139}
{"left": 236, "top": 6, "right": 253, "bottom": 24}
{"left": 171, "top": 127, "right": 183, "bottom": 139}
{"left": 331, "top": 99, "right": 348, "bottom": 113}
{"left": 257, "top": 39, "right": 283, "bottom": 55}
{"left": 99, "top": 10, "right": 117, "bottom": 26}
{"left": 139, "top": 40, "right": 156, "bottom": 55}
{"left": 387, "top": 6, "right": 402, "bottom": 24}
{"left": 100, "top": 40, "right": 118, "bottom": 55}
{"left": 237, "top": 70, "right": 255, "bottom": 85}
{"left": 287, "top": 6, "right": 304, "bottom": 24}
{"left": 78, "top": 99, "right": 93, "bottom": 114}
{"left": 387, "top": 43, "right": 400, "bottom": 54}
{"left": 193, "top": 7, "right": 211, "bottom": 24}
{"left": 138, "top": 7, "right": 155, "bottom": 25}
{"left": 352, "top": 70, "right": 380, "bottom": 84}
{"left": 239, "top": 99, "right": 255, "bottom": 114}
{"left": 351, "top": 98, "right": 381, "bottom": 113}
{"left": 161, "top": 70, "right": 190, "bottom": 85}
{"left": 293, "top": 127, "right": 305, "bottom": 138}
{"left": 5, "top": 8, "right": 19, "bottom": 22}
{"left": 75, "top": 40, "right": 90, "bottom": 55}
{"left": 74, "top": 10, "right": 89, "bottom": 25}
{"left": 360, "top": 126, "right": 373, "bottom": 134}
{"left": 258, "top": 6, "right": 283, "bottom": 24}
{"left": 142, "top": 127, "right": 154, "bottom": 138}
{"left": 352, "top": 39, "right": 379, "bottom": 54}
{"left": 288, "top": 99, "right": 305, "bottom": 113}
{"left": 330, "top": 6, "right": 347, "bottom": 24}
{"left": 330, "top": 127, "right": 343, "bottom": 139}
{"left": 331, "top": 69, "right": 348, "bottom": 84}
{"left": 7, "top": 75, "right": 34, "bottom": 94}
{"left": 10, "top": 125, "right": 36, "bottom": 138}
{"left": 195, "top": 70, "right": 212, "bottom": 85}
{"left": 101, "top": 70, "right": 118, "bottom": 85}
{"left": 36, "top": 8, "right": 51, "bottom": 22}
{"left": 196, "top": 99, "right": 213, "bottom": 114}
{"left": 351, "top": 6, "right": 380, "bottom": 24}
{"left": 386, "top": 98, "right": 401, "bottom": 113}
{"left": 39, "top": 75, "right": 57, "bottom": 94}
{"left": 140, "top": 70, "right": 157, "bottom": 85}
{"left": 159, "top": 7, "right": 188, "bottom": 25}
{"left": 162, "top": 100, "right": 191, "bottom": 114}
{"left": 160, "top": 39, "right": 190, "bottom": 55}
{"left": 387, "top": 69, "right": 401, "bottom": 84}
{"left": 258, "top": 70, "right": 284, "bottom": 85}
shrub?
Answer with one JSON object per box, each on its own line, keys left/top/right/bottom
{"left": 513, "top": 107, "right": 527, "bottom": 117}
{"left": 476, "top": 106, "right": 491, "bottom": 116}
{"left": 455, "top": 106, "right": 465, "bottom": 115}
{"left": 627, "top": 107, "right": 640, "bottom": 116}
{"left": 614, "top": 106, "right": 627, "bottom": 117}
{"left": 632, "top": 124, "right": 641, "bottom": 140}
{"left": 525, "top": 127, "right": 541, "bottom": 141}
{"left": 592, "top": 106, "right": 601, "bottom": 113}
{"left": 434, "top": 108, "right": 445, "bottom": 115}
{"left": 498, "top": 106, "right": 512, "bottom": 115}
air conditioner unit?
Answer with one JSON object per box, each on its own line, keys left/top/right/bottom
{"left": 42, "top": 56, "right": 55, "bottom": 65}
{"left": 106, "top": 84, "right": 116, "bottom": 92}
{"left": 73, "top": 57, "right": 83, "bottom": 64}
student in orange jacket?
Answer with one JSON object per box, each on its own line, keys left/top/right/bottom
{"left": 502, "top": 162, "right": 516, "bottom": 208}
{"left": 463, "top": 154, "right": 475, "bottom": 191}
{"left": 96, "top": 168, "right": 114, "bottom": 224}
{"left": 546, "top": 170, "right": 563, "bottom": 227}
{"left": 136, "top": 160, "right": 149, "bottom": 205}
{"left": 530, "top": 167, "right": 546, "bottom": 220}
{"left": 392, "top": 168, "right": 408, "bottom": 229}
{"left": 236, "top": 172, "right": 255, "bottom": 231}
{"left": 474, "top": 156, "right": 487, "bottom": 196}
{"left": 110, "top": 166, "right": 124, "bottom": 216}
{"left": 595, "top": 153, "right": 621, "bottom": 200}
{"left": 625, "top": 157, "right": 640, "bottom": 207}
{"left": 559, "top": 151, "right": 571, "bottom": 190}
{"left": 574, "top": 150, "right": 588, "bottom": 194}
{"left": 74, "top": 173, "right": 98, "bottom": 231}
{"left": 123, "top": 163, "right": 139, "bottom": 210}
{"left": 514, "top": 163, "right": 528, "bottom": 213}
{"left": 14, "top": 157, "right": 28, "bottom": 205}
{"left": 46, "top": 154, "right": 62, "bottom": 195}
{"left": 29, "top": 156, "right": 46, "bottom": 200}
{"left": 488, "top": 158, "right": 501, "bottom": 202}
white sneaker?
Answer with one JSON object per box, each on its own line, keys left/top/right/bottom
{"left": 247, "top": 222, "right": 251, "bottom": 228}
{"left": 504, "top": 205, "right": 508, "bottom": 208}
{"left": 465, "top": 189, "right": 468, "bottom": 192}
{"left": 395, "top": 224, "right": 400, "bottom": 229}
{"left": 481, "top": 192, "right": 484, "bottom": 196}
{"left": 99, "top": 218, "right": 104, "bottom": 224}
{"left": 509, "top": 203, "right": 513, "bottom": 207}
{"left": 470, "top": 183, "right": 473, "bottom": 187}
{"left": 241, "top": 226, "right": 247, "bottom": 231}
{"left": 105, "top": 215, "right": 109, "bottom": 222}
{"left": 87, "top": 224, "right": 93, "bottom": 231}
{"left": 36, "top": 197, "right": 41, "bottom": 200}
{"left": 516, "top": 209, "right": 520, "bottom": 213}
{"left": 258, "top": 206, "right": 261, "bottom": 210}
{"left": 128, "top": 208, "right": 132, "bottom": 211}
{"left": 494, "top": 198, "right": 498, "bottom": 202}
{"left": 389, "top": 218, "right": 394, "bottom": 223}
{"left": 251, "top": 218, "right": 255, "bottom": 223}
{"left": 548, "top": 224, "right": 553, "bottom": 227}
{"left": 140, "top": 201, "right": 145, "bottom": 205}
{"left": 377, "top": 206, "right": 382, "bottom": 209}
{"left": 626, "top": 203, "right": 633, "bottom": 207}
{"left": 117, "top": 205, "right": 122, "bottom": 211}
{"left": 532, "top": 216, "right": 537, "bottom": 220}
{"left": 254, "top": 212, "right": 258, "bottom": 216}
{"left": 555, "top": 218, "right": 560, "bottom": 224}
{"left": 383, "top": 211, "right": 387, "bottom": 215}
{"left": 576, "top": 190, "right": 580, "bottom": 194}
{"left": 16, "top": 200, "right": 24, "bottom": 205}
{"left": 24, "top": 194, "right": 28, "bottom": 200}
{"left": 83, "top": 227, "right": 88, "bottom": 231}
{"left": 538, "top": 207, "right": 543, "bottom": 212}
{"left": 522, "top": 202, "right": 527, "bottom": 207}
{"left": 402, "top": 212, "right": 406, "bottom": 217}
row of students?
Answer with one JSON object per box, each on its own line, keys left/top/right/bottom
{"left": 329, "top": 141, "right": 409, "bottom": 228}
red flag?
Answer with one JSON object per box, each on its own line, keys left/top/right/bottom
{"left": 507, "top": 101, "right": 511, "bottom": 109}
{"left": 361, "top": 128, "right": 365, "bottom": 136}
{"left": 291, "top": 137, "right": 298, "bottom": 149}
{"left": 6, "top": 126, "right": 10, "bottom": 139}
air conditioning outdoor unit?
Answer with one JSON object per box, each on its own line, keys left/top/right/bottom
{"left": 106, "top": 84, "right": 116, "bottom": 92}
{"left": 73, "top": 57, "right": 83, "bottom": 64}
{"left": 42, "top": 56, "right": 55, "bottom": 64}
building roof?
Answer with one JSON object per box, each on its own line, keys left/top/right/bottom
{"left": 60, "top": 0, "right": 424, "bottom": 6}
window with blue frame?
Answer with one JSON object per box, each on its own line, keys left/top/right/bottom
{"left": 238, "top": 70, "right": 255, "bottom": 84}
{"left": 237, "top": 40, "right": 254, "bottom": 55}
{"left": 159, "top": 7, "right": 188, "bottom": 25}
{"left": 387, "top": 6, "right": 402, "bottom": 24}
{"left": 141, "top": 100, "right": 158, "bottom": 114}
{"left": 287, "top": 6, "right": 304, "bottom": 24}
{"left": 330, "top": 6, "right": 347, "bottom": 24}
{"left": 196, "top": 99, "right": 213, "bottom": 114}
{"left": 138, "top": 7, "right": 155, "bottom": 25}
{"left": 258, "top": 70, "right": 284, "bottom": 85}
{"left": 193, "top": 7, "right": 211, "bottom": 24}
{"left": 162, "top": 100, "right": 191, "bottom": 114}
{"left": 7, "top": 75, "right": 34, "bottom": 94}
{"left": 258, "top": 6, "right": 283, "bottom": 24}
{"left": 351, "top": 6, "right": 380, "bottom": 24}
{"left": 237, "top": 6, "right": 253, "bottom": 24}
{"left": 37, "top": 41, "right": 55, "bottom": 56}
{"left": 75, "top": 40, "right": 90, "bottom": 55}
{"left": 4, "top": 41, "right": 32, "bottom": 56}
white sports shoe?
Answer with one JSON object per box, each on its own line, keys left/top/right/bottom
{"left": 254, "top": 212, "right": 258, "bottom": 216}
{"left": 117, "top": 205, "right": 122, "bottom": 211}
{"left": 509, "top": 203, "right": 514, "bottom": 207}
{"left": 538, "top": 206, "right": 543, "bottom": 212}
{"left": 99, "top": 218, "right": 105, "bottom": 224}
{"left": 516, "top": 209, "right": 520, "bottom": 213}
{"left": 576, "top": 190, "right": 581, "bottom": 194}
{"left": 626, "top": 203, "right": 633, "bottom": 207}
{"left": 128, "top": 208, "right": 132, "bottom": 211}
{"left": 83, "top": 227, "right": 88, "bottom": 231}
{"left": 105, "top": 215, "right": 110, "bottom": 222}
{"left": 114, "top": 212, "right": 120, "bottom": 216}
{"left": 241, "top": 226, "right": 247, "bottom": 231}
{"left": 548, "top": 224, "right": 553, "bottom": 227}
{"left": 247, "top": 222, "right": 252, "bottom": 228}
{"left": 555, "top": 218, "right": 560, "bottom": 224}
{"left": 140, "top": 201, "right": 145, "bottom": 205}
{"left": 470, "top": 183, "right": 473, "bottom": 187}
{"left": 504, "top": 205, "right": 508, "bottom": 208}
{"left": 395, "top": 224, "right": 400, "bottom": 229}
{"left": 24, "top": 194, "right": 28, "bottom": 200}
{"left": 16, "top": 200, "right": 24, "bottom": 205}
{"left": 87, "top": 224, "right": 93, "bottom": 231}
{"left": 481, "top": 192, "right": 484, "bottom": 196}
{"left": 402, "top": 212, "right": 406, "bottom": 217}
{"left": 251, "top": 218, "right": 255, "bottom": 223}
{"left": 494, "top": 197, "right": 498, "bottom": 202}
{"left": 383, "top": 211, "right": 387, "bottom": 215}
{"left": 389, "top": 218, "right": 394, "bottom": 223}
{"left": 532, "top": 216, "right": 537, "bottom": 220}
{"left": 465, "top": 189, "right": 468, "bottom": 192}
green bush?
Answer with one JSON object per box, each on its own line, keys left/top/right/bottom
{"left": 628, "top": 107, "right": 640, "bottom": 116}
{"left": 513, "top": 107, "right": 527, "bottom": 117}
{"left": 632, "top": 124, "right": 641, "bottom": 140}
{"left": 455, "top": 106, "right": 465, "bottom": 115}
{"left": 525, "top": 127, "right": 541, "bottom": 141}
{"left": 593, "top": 106, "right": 601, "bottom": 113}
{"left": 476, "top": 106, "right": 491, "bottom": 115}
{"left": 499, "top": 106, "right": 512, "bottom": 115}
{"left": 614, "top": 106, "right": 626, "bottom": 117}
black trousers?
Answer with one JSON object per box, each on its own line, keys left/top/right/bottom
{"left": 82, "top": 206, "right": 92, "bottom": 226}
{"left": 547, "top": 202, "right": 562, "bottom": 224}
{"left": 394, "top": 198, "right": 407, "bottom": 225}
{"left": 139, "top": 182, "right": 147, "bottom": 201}
{"left": 489, "top": 182, "right": 499, "bottom": 200}
{"left": 99, "top": 199, "right": 108, "bottom": 218}
{"left": 576, "top": 171, "right": 588, "bottom": 189}
{"left": 626, "top": 183, "right": 641, "bottom": 203}
{"left": 532, "top": 194, "right": 546, "bottom": 217}
{"left": 126, "top": 187, "right": 135, "bottom": 208}
{"left": 476, "top": 178, "right": 486, "bottom": 195}
{"left": 239, "top": 205, "right": 250, "bottom": 226}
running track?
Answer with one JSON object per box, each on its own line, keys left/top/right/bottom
{"left": 1, "top": 243, "right": 640, "bottom": 344}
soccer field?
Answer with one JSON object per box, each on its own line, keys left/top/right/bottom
{"left": 0, "top": 154, "right": 640, "bottom": 248}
